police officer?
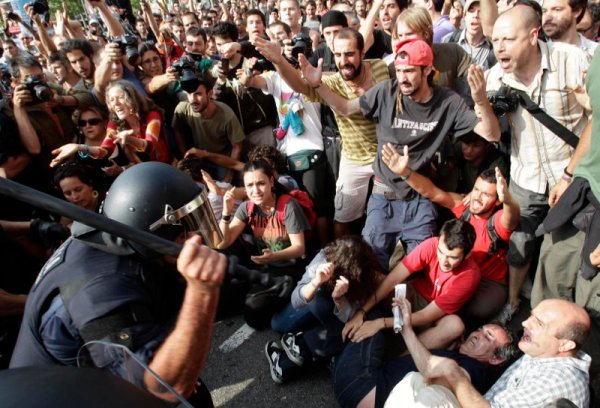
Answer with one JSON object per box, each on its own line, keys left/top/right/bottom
{"left": 10, "top": 162, "right": 226, "bottom": 407}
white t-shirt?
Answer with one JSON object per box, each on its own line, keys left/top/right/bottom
{"left": 260, "top": 70, "right": 324, "bottom": 155}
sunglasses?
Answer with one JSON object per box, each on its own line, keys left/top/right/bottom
{"left": 78, "top": 118, "right": 103, "bottom": 127}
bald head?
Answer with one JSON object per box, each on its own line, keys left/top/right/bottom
{"left": 544, "top": 299, "right": 591, "bottom": 348}
{"left": 499, "top": 4, "right": 541, "bottom": 31}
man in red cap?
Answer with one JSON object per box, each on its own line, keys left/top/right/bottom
{"left": 302, "top": 38, "right": 499, "bottom": 272}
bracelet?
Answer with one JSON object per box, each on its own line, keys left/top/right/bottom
{"left": 221, "top": 214, "right": 232, "bottom": 222}
{"left": 400, "top": 168, "right": 413, "bottom": 181}
{"left": 561, "top": 173, "right": 573, "bottom": 183}
{"left": 78, "top": 144, "right": 90, "bottom": 159}
{"left": 564, "top": 167, "right": 573, "bottom": 177}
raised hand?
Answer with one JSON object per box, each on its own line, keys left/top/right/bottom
{"left": 332, "top": 276, "right": 349, "bottom": 301}
{"left": 467, "top": 64, "right": 487, "bottom": 106}
{"left": 298, "top": 54, "right": 322, "bottom": 88}
{"left": 495, "top": 166, "right": 509, "bottom": 203}
{"left": 382, "top": 143, "right": 410, "bottom": 177}
{"left": 253, "top": 36, "right": 284, "bottom": 65}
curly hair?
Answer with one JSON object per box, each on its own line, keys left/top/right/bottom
{"left": 247, "top": 145, "right": 288, "bottom": 175}
{"left": 322, "top": 235, "right": 382, "bottom": 304}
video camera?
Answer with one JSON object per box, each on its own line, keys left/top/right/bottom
{"left": 488, "top": 85, "right": 520, "bottom": 116}
{"left": 24, "top": 75, "right": 53, "bottom": 105}
{"left": 111, "top": 35, "right": 140, "bottom": 66}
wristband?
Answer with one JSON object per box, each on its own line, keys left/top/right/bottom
{"left": 564, "top": 167, "right": 573, "bottom": 177}
{"left": 400, "top": 168, "right": 413, "bottom": 181}
{"left": 78, "top": 144, "right": 90, "bottom": 159}
{"left": 561, "top": 173, "right": 573, "bottom": 183}
{"left": 221, "top": 214, "right": 232, "bottom": 222}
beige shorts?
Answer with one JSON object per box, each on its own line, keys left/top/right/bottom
{"left": 334, "top": 154, "right": 374, "bottom": 223}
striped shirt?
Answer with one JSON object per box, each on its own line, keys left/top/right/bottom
{"left": 485, "top": 40, "right": 591, "bottom": 194}
{"left": 307, "top": 59, "right": 390, "bottom": 164}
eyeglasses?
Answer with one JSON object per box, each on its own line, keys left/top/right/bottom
{"left": 78, "top": 118, "right": 103, "bottom": 127}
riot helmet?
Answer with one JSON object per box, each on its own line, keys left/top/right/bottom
{"left": 101, "top": 162, "right": 222, "bottom": 256}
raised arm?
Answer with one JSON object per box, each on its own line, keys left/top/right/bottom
{"left": 495, "top": 167, "right": 520, "bottom": 230}
{"left": 253, "top": 36, "right": 311, "bottom": 94}
{"left": 382, "top": 144, "right": 462, "bottom": 209}
{"left": 479, "top": 0, "right": 499, "bottom": 38}
{"left": 359, "top": 0, "right": 384, "bottom": 54}
{"left": 145, "top": 235, "right": 226, "bottom": 400}
{"left": 299, "top": 54, "right": 361, "bottom": 115}
{"left": 469, "top": 65, "right": 500, "bottom": 142}
{"left": 93, "top": 0, "right": 126, "bottom": 38}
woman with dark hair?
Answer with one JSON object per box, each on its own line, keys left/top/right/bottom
{"left": 53, "top": 161, "right": 105, "bottom": 213}
{"left": 218, "top": 159, "right": 312, "bottom": 328}
{"left": 266, "top": 235, "right": 384, "bottom": 384}
{"left": 51, "top": 80, "right": 171, "bottom": 169}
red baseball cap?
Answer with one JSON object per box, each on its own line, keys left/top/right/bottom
{"left": 394, "top": 39, "right": 434, "bottom": 67}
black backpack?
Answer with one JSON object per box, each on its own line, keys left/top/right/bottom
{"left": 460, "top": 208, "right": 507, "bottom": 259}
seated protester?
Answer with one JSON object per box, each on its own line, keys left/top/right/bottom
{"left": 428, "top": 299, "right": 592, "bottom": 408}
{"left": 266, "top": 236, "right": 384, "bottom": 384}
{"left": 343, "top": 219, "right": 479, "bottom": 351}
{"left": 241, "top": 20, "right": 335, "bottom": 246}
{"left": 454, "top": 132, "right": 509, "bottom": 194}
{"left": 218, "top": 159, "right": 312, "bottom": 329}
{"left": 365, "top": 299, "right": 518, "bottom": 408}
{"left": 211, "top": 21, "right": 278, "bottom": 148}
{"left": 51, "top": 80, "right": 171, "bottom": 171}
{"left": 383, "top": 145, "right": 518, "bottom": 322}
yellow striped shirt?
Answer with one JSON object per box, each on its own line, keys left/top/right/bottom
{"left": 308, "top": 59, "right": 390, "bottom": 164}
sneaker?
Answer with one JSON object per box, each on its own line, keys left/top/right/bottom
{"left": 281, "top": 332, "right": 306, "bottom": 366}
{"left": 494, "top": 303, "right": 519, "bottom": 325}
{"left": 265, "top": 341, "right": 285, "bottom": 384}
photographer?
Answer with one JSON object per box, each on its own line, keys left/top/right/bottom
{"left": 211, "top": 21, "right": 277, "bottom": 148}
{"left": 10, "top": 55, "right": 93, "bottom": 182}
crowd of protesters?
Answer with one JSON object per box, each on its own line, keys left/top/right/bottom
{"left": 1, "top": 0, "right": 600, "bottom": 405}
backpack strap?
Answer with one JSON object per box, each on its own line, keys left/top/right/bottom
{"left": 485, "top": 213, "right": 505, "bottom": 259}
{"left": 275, "top": 194, "right": 291, "bottom": 226}
{"left": 460, "top": 207, "right": 472, "bottom": 222}
{"left": 246, "top": 200, "right": 256, "bottom": 226}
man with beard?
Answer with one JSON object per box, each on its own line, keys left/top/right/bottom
{"left": 383, "top": 146, "right": 519, "bottom": 322}
{"left": 61, "top": 40, "right": 96, "bottom": 91}
{"left": 542, "top": 0, "right": 597, "bottom": 57}
{"left": 302, "top": 39, "right": 499, "bottom": 269}
{"left": 255, "top": 28, "right": 390, "bottom": 239}
{"left": 172, "top": 73, "right": 245, "bottom": 183}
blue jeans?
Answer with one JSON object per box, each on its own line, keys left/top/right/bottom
{"left": 362, "top": 193, "right": 437, "bottom": 271}
{"left": 332, "top": 309, "right": 385, "bottom": 408}
{"left": 271, "top": 302, "right": 318, "bottom": 333}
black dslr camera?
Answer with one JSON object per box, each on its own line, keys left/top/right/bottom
{"left": 488, "top": 85, "right": 521, "bottom": 116}
{"left": 290, "top": 33, "right": 313, "bottom": 59}
{"left": 171, "top": 56, "right": 200, "bottom": 92}
{"left": 112, "top": 35, "right": 140, "bottom": 66}
{"left": 24, "top": 75, "right": 53, "bottom": 105}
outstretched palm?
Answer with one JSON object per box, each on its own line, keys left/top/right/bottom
{"left": 299, "top": 54, "right": 322, "bottom": 88}
{"left": 382, "top": 143, "right": 410, "bottom": 176}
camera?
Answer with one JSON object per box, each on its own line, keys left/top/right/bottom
{"left": 111, "top": 34, "right": 140, "bottom": 66}
{"left": 171, "top": 56, "right": 199, "bottom": 92}
{"left": 24, "top": 75, "right": 53, "bottom": 105}
{"left": 290, "top": 33, "right": 313, "bottom": 59}
{"left": 25, "top": 0, "right": 49, "bottom": 15}
{"left": 488, "top": 85, "right": 520, "bottom": 116}
{"left": 251, "top": 58, "right": 274, "bottom": 73}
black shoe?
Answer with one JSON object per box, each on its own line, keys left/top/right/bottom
{"left": 265, "top": 341, "right": 285, "bottom": 384}
{"left": 281, "top": 332, "right": 307, "bottom": 366}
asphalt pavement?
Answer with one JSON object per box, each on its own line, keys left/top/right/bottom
{"left": 204, "top": 314, "right": 337, "bottom": 408}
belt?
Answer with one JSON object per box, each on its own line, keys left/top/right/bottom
{"left": 372, "top": 183, "right": 414, "bottom": 201}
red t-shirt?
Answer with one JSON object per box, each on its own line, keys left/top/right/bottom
{"left": 451, "top": 204, "right": 512, "bottom": 283}
{"left": 402, "top": 237, "right": 480, "bottom": 315}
